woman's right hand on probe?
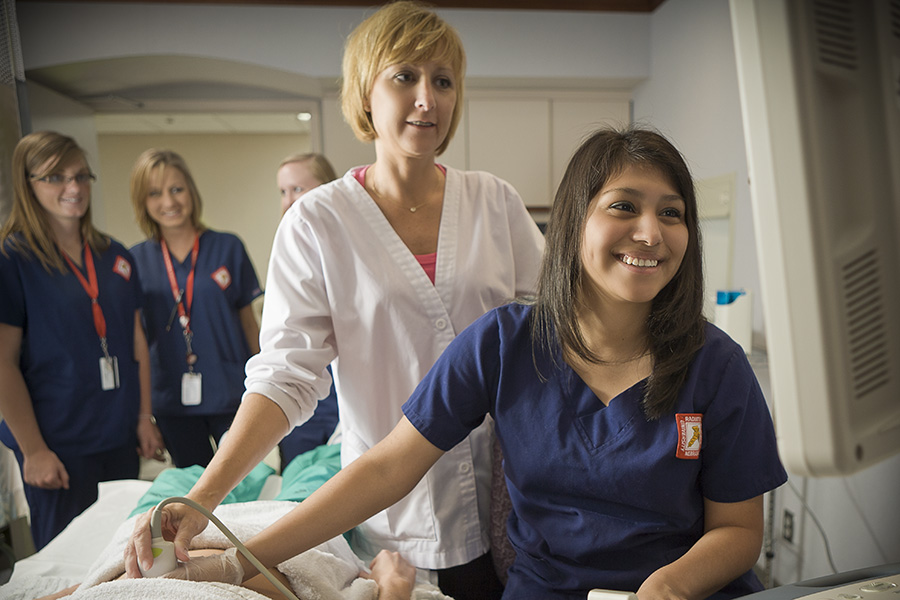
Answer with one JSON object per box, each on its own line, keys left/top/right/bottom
{"left": 123, "top": 502, "right": 209, "bottom": 578}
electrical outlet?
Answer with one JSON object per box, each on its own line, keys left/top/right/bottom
{"left": 782, "top": 509, "right": 795, "bottom": 544}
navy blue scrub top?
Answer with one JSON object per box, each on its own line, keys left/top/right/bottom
{"left": 403, "top": 302, "right": 788, "bottom": 600}
{"left": 130, "top": 230, "right": 262, "bottom": 416}
{"left": 0, "top": 237, "right": 143, "bottom": 456}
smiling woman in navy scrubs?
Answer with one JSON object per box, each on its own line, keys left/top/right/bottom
{"left": 129, "top": 149, "right": 262, "bottom": 469}
{"left": 0, "top": 131, "right": 164, "bottom": 550}
{"left": 158, "top": 128, "right": 788, "bottom": 600}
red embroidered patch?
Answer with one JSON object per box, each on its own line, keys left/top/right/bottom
{"left": 113, "top": 256, "right": 132, "bottom": 281}
{"left": 675, "top": 413, "right": 702, "bottom": 459}
{"left": 211, "top": 266, "right": 232, "bottom": 290}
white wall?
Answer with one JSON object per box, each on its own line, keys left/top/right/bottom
{"left": 16, "top": 3, "right": 649, "bottom": 81}
{"left": 632, "top": 0, "right": 758, "bottom": 330}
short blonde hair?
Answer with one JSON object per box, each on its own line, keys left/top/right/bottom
{"left": 1, "top": 131, "right": 108, "bottom": 272}
{"left": 279, "top": 153, "right": 338, "bottom": 184}
{"left": 130, "top": 149, "right": 206, "bottom": 239}
{"left": 341, "top": 0, "right": 466, "bottom": 156}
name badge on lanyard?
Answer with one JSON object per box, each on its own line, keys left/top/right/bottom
{"left": 182, "top": 372, "right": 202, "bottom": 406}
{"left": 100, "top": 356, "right": 120, "bottom": 391}
{"left": 62, "top": 242, "right": 120, "bottom": 391}
{"left": 162, "top": 237, "right": 202, "bottom": 406}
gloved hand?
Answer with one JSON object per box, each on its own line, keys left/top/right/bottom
{"left": 162, "top": 547, "right": 244, "bottom": 585}
{"left": 125, "top": 502, "right": 209, "bottom": 578}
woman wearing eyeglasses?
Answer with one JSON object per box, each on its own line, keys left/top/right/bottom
{"left": 128, "top": 149, "right": 263, "bottom": 470}
{"left": 0, "top": 131, "right": 165, "bottom": 550}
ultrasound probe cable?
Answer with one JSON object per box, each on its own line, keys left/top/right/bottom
{"left": 146, "top": 496, "right": 300, "bottom": 600}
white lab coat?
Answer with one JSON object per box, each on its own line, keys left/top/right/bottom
{"left": 245, "top": 166, "right": 545, "bottom": 568}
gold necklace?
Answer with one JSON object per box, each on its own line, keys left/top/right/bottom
{"left": 407, "top": 200, "right": 429, "bottom": 213}
{"left": 369, "top": 169, "right": 436, "bottom": 213}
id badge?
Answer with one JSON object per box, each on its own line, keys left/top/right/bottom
{"left": 100, "top": 356, "right": 120, "bottom": 391}
{"left": 181, "top": 372, "right": 202, "bottom": 406}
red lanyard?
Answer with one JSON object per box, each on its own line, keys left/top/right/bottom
{"left": 161, "top": 235, "right": 199, "bottom": 332}
{"left": 62, "top": 242, "right": 107, "bottom": 343}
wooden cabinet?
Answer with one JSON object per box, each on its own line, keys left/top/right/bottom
{"left": 466, "top": 98, "right": 552, "bottom": 207}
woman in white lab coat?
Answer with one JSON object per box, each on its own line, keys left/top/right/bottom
{"left": 126, "top": 3, "right": 544, "bottom": 597}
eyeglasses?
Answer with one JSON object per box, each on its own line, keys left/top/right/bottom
{"left": 30, "top": 172, "right": 97, "bottom": 186}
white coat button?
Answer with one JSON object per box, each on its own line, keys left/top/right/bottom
{"left": 459, "top": 462, "right": 471, "bottom": 473}
{"left": 435, "top": 318, "right": 447, "bottom": 330}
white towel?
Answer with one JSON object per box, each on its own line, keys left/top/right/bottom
{"left": 74, "top": 579, "right": 271, "bottom": 600}
{"left": 0, "top": 500, "right": 450, "bottom": 600}
{"left": 74, "top": 500, "right": 376, "bottom": 599}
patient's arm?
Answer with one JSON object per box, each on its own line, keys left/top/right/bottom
{"left": 185, "top": 549, "right": 292, "bottom": 599}
{"left": 362, "top": 549, "right": 417, "bottom": 600}
{"left": 183, "top": 548, "right": 419, "bottom": 600}
{"left": 35, "top": 547, "right": 418, "bottom": 600}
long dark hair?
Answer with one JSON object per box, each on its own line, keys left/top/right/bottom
{"left": 532, "top": 126, "right": 706, "bottom": 419}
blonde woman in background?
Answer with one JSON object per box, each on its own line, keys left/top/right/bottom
{"left": 129, "top": 149, "right": 263, "bottom": 469}
{"left": 126, "top": 3, "right": 545, "bottom": 597}
{"left": 0, "top": 131, "right": 163, "bottom": 550}
{"left": 277, "top": 153, "right": 338, "bottom": 215}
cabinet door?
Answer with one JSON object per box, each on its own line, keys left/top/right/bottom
{"left": 322, "top": 94, "right": 375, "bottom": 174}
{"left": 551, "top": 99, "right": 631, "bottom": 194}
{"left": 467, "top": 98, "right": 552, "bottom": 207}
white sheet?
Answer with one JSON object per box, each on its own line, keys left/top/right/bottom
{"left": 6, "top": 479, "right": 152, "bottom": 585}
{"left": 75, "top": 501, "right": 380, "bottom": 600}
{"left": 4, "top": 471, "right": 285, "bottom": 585}
{"left": 0, "top": 478, "right": 451, "bottom": 600}
{"left": 0, "top": 445, "right": 29, "bottom": 530}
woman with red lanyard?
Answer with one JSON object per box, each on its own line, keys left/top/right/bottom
{"left": 129, "top": 149, "right": 263, "bottom": 469}
{"left": 0, "top": 131, "right": 164, "bottom": 550}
